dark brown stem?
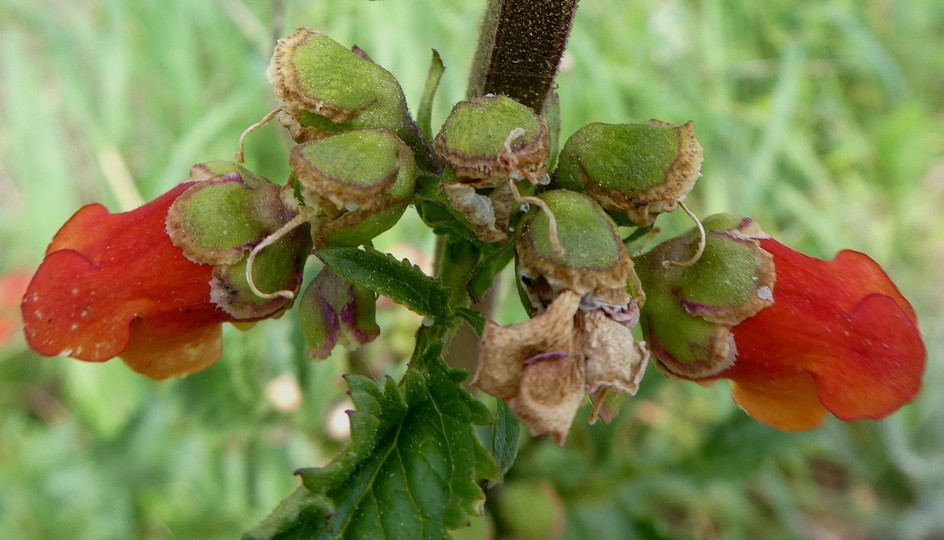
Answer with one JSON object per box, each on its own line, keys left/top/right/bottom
{"left": 467, "top": 0, "right": 579, "bottom": 111}
{"left": 440, "top": 0, "right": 578, "bottom": 372}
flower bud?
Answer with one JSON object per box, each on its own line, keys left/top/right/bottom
{"left": 634, "top": 215, "right": 775, "bottom": 378}
{"left": 555, "top": 120, "right": 703, "bottom": 226}
{"left": 267, "top": 28, "right": 434, "bottom": 170}
{"left": 297, "top": 267, "right": 379, "bottom": 359}
{"left": 287, "top": 129, "right": 417, "bottom": 247}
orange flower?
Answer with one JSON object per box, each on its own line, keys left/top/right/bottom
{"left": 21, "top": 177, "right": 307, "bottom": 380}
{"left": 21, "top": 183, "right": 234, "bottom": 378}
{"left": 716, "top": 239, "right": 925, "bottom": 430}
{"left": 637, "top": 216, "right": 926, "bottom": 431}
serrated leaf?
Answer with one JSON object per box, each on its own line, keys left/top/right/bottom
{"left": 252, "top": 343, "right": 495, "bottom": 539}
{"left": 316, "top": 247, "right": 451, "bottom": 320}
{"left": 243, "top": 487, "right": 331, "bottom": 540}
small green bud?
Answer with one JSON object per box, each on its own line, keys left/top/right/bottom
{"left": 634, "top": 215, "right": 775, "bottom": 378}
{"left": 434, "top": 96, "right": 548, "bottom": 188}
{"left": 297, "top": 267, "right": 379, "bottom": 360}
{"left": 556, "top": 120, "right": 703, "bottom": 226}
{"left": 288, "top": 129, "right": 417, "bottom": 247}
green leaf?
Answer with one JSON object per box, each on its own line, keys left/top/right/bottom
{"left": 316, "top": 247, "right": 451, "bottom": 320}
{"left": 476, "top": 401, "right": 520, "bottom": 480}
{"left": 455, "top": 308, "right": 487, "bottom": 337}
{"left": 417, "top": 50, "right": 445, "bottom": 141}
{"left": 243, "top": 488, "right": 331, "bottom": 540}
{"left": 468, "top": 241, "right": 515, "bottom": 302}
{"left": 250, "top": 344, "right": 495, "bottom": 539}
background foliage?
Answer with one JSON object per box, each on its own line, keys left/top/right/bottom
{"left": 1, "top": 0, "right": 942, "bottom": 538}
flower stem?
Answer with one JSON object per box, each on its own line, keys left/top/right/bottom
{"left": 467, "top": 0, "right": 579, "bottom": 111}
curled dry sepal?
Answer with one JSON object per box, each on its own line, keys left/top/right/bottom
{"left": 21, "top": 162, "right": 309, "bottom": 379}
{"left": 473, "top": 190, "right": 649, "bottom": 445}
{"left": 635, "top": 214, "right": 926, "bottom": 430}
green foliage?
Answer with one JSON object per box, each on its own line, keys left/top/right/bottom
{"left": 249, "top": 344, "right": 495, "bottom": 539}
{"left": 2, "top": 1, "right": 942, "bottom": 539}
{"left": 315, "top": 247, "right": 451, "bottom": 321}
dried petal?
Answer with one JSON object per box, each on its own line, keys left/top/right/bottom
{"left": 473, "top": 289, "right": 580, "bottom": 400}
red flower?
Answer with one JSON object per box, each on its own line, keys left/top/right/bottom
{"left": 715, "top": 239, "right": 926, "bottom": 430}
{"left": 22, "top": 183, "right": 235, "bottom": 379}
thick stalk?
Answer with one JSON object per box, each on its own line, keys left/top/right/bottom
{"left": 467, "top": 0, "right": 579, "bottom": 111}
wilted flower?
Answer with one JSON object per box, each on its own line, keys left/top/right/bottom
{"left": 474, "top": 190, "right": 649, "bottom": 444}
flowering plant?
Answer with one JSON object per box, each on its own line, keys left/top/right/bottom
{"left": 16, "top": 2, "right": 926, "bottom": 537}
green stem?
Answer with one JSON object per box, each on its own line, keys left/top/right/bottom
{"left": 467, "top": 0, "right": 580, "bottom": 111}
{"left": 433, "top": 236, "right": 485, "bottom": 371}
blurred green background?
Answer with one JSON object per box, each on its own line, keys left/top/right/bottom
{"left": 1, "top": 0, "right": 942, "bottom": 538}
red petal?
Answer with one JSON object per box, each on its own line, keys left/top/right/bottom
{"left": 730, "top": 371, "right": 827, "bottom": 431}
{"left": 726, "top": 241, "right": 925, "bottom": 427}
{"left": 119, "top": 320, "right": 223, "bottom": 380}
{"left": 813, "top": 293, "right": 925, "bottom": 420}
{"left": 21, "top": 183, "right": 231, "bottom": 364}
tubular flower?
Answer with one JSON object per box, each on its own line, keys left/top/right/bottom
{"left": 22, "top": 163, "right": 308, "bottom": 379}
{"left": 636, "top": 215, "right": 926, "bottom": 430}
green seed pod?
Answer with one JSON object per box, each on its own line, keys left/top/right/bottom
{"left": 267, "top": 27, "right": 435, "bottom": 170}
{"left": 516, "top": 190, "right": 640, "bottom": 310}
{"left": 476, "top": 190, "right": 651, "bottom": 445}
{"left": 556, "top": 120, "right": 703, "bottom": 226}
{"left": 166, "top": 162, "right": 290, "bottom": 265}
{"left": 165, "top": 161, "right": 310, "bottom": 319}
{"left": 434, "top": 95, "right": 548, "bottom": 189}
{"left": 634, "top": 214, "right": 775, "bottom": 378}
{"left": 288, "top": 129, "right": 417, "bottom": 247}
